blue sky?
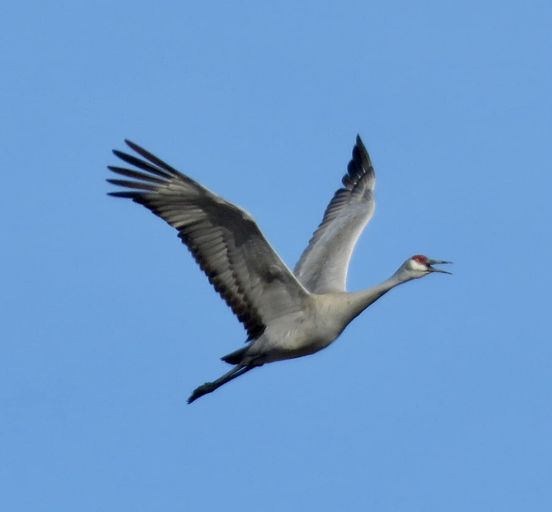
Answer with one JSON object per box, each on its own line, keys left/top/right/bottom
{"left": 2, "top": 1, "right": 551, "bottom": 510}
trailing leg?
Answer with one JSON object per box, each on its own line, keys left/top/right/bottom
{"left": 187, "top": 364, "right": 256, "bottom": 404}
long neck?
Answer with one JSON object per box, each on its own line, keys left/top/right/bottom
{"left": 346, "top": 274, "right": 407, "bottom": 323}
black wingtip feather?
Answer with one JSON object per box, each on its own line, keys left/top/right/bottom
{"left": 123, "top": 139, "right": 182, "bottom": 177}
{"left": 107, "top": 178, "right": 157, "bottom": 191}
{"left": 352, "top": 136, "right": 371, "bottom": 166}
{"left": 112, "top": 149, "right": 173, "bottom": 180}
{"left": 107, "top": 166, "right": 165, "bottom": 185}
{"left": 341, "top": 135, "right": 375, "bottom": 189}
{"left": 107, "top": 191, "right": 144, "bottom": 199}
{"left": 355, "top": 134, "right": 368, "bottom": 155}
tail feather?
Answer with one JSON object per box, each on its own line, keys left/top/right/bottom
{"left": 221, "top": 346, "right": 249, "bottom": 365}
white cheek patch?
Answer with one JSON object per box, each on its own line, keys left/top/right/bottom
{"left": 409, "top": 259, "right": 428, "bottom": 272}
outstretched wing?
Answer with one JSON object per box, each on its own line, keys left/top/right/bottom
{"left": 108, "top": 140, "right": 310, "bottom": 340}
{"left": 294, "top": 135, "right": 376, "bottom": 293}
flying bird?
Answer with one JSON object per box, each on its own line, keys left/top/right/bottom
{"left": 108, "top": 136, "right": 451, "bottom": 403}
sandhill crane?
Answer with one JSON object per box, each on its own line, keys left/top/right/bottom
{"left": 108, "top": 136, "right": 450, "bottom": 403}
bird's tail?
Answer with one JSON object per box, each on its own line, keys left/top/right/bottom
{"left": 221, "top": 346, "right": 249, "bottom": 365}
{"left": 187, "top": 364, "right": 255, "bottom": 404}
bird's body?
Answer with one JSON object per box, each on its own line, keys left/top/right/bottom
{"left": 229, "top": 286, "right": 397, "bottom": 366}
{"left": 236, "top": 292, "right": 353, "bottom": 365}
{"left": 108, "top": 136, "right": 450, "bottom": 403}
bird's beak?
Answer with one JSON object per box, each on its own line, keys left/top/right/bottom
{"left": 427, "top": 259, "right": 453, "bottom": 274}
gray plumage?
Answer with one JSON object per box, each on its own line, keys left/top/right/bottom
{"left": 295, "top": 136, "right": 376, "bottom": 293}
{"left": 108, "top": 136, "right": 450, "bottom": 403}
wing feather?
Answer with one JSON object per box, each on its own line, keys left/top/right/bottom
{"left": 294, "top": 135, "right": 376, "bottom": 293}
{"left": 109, "top": 141, "right": 310, "bottom": 340}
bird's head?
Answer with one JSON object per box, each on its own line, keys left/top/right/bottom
{"left": 395, "top": 254, "right": 452, "bottom": 281}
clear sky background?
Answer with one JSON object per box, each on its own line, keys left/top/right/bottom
{"left": 2, "top": 1, "right": 551, "bottom": 510}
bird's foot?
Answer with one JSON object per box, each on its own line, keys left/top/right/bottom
{"left": 187, "top": 381, "right": 214, "bottom": 404}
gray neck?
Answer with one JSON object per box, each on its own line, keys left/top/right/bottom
{"left": 346, "top": 273, "right": 408, "bottom": 323}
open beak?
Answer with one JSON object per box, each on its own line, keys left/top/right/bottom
{"left": 427, "top": 259, "right": 453, "bottom": 274}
